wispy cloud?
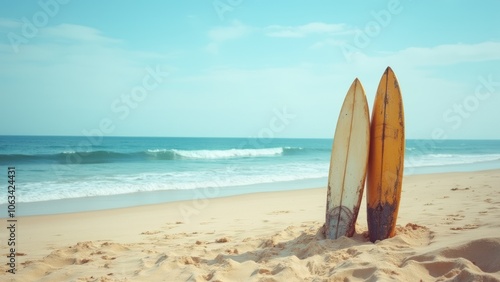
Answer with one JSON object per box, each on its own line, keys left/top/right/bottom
{"left": 208, "top": 20, "right": 252, "bottom": 42}
{"left": 205, "top": 21, "right": 354, "bottom": 54}
{"left": 0, "top": 21, "right": 171, "bottom": 63}
{"left": 205, "top": 20, "right": 252, "bottom": 54}
{"left": 345, "top": 41, "right": 500, "bottom": 68}
{"left": 262, "top": 22, "right": 359, "bottom": 52}
{"left": 0, "top": 18, "right": 125, "bottom": 55}
{"left": 0, "top": 22, "right": 174, "bottom": 87}
{"left": 41, "top": 24, "right": 122, "bottom": 44}
{"left": 265, "top": 22, "right": 352, "bottom": 38}
{"left": 394, "top": 41, "right": 500, "bottom": 66}
{"left": 309, "top": 38, "right": 346, "bottom": 50}
{"left": 0, "top": 18, "right": 21, "bottom": 28}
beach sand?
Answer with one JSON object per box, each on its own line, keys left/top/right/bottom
{"left": 1, "top": 170, "right": 500, "bottom": 281}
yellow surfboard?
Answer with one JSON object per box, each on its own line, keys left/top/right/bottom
{"left": 325, "top": 78, "right": 370, "bottom": 239}
{"left": 367, "top": 67, "right": 405, "bottom": 242}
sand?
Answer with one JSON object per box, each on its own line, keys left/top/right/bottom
{"left": 1, "top": 169, "right": 500, "bottom": 281}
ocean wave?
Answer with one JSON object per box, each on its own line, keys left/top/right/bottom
{"left": 4, "top": 147, "right": 500, "bottom": 167}
{"left": 0, "top": 147, "right": 309, "bottom": 164}
{"left": 406, "top": 153, "right": 500, "bottom": 168}
{"left": 145, "top": 147, "right": 286, "bottom": 160}
{"left": 173, "top": 147, "right": 284, "bottom": 159}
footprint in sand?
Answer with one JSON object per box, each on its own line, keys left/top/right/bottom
{"left": 215, "top": 237, "right": 230, "bottom": 243}
{"left": 140, "top": 230, "right": 162, "bottom": 235}
{"left": 268, "top": 210, "right": 291, "bottom": 215}
{"left": 442, "top": 214, "right": 468, "bottom": 226}
{"left": 20, "top": 260, "right": 34, "bottom": 267}
{"left": 163, "top": 222, "right": 182, "bottom": 230}
{"left": 446, "top": 214, "right": 465, "bottom": 221}
{"left": 163, "top": 232, "right": 193, "bottom": 240}
{"left": 450, "top": 224, "right": 479, "bottom": 231}
{"left": 101, "top": 255, "right": 116, "bottom": 261}
{"left": 450, "top": 187, "right": 470, "bottom": 191}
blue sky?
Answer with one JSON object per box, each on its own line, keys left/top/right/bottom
{"left": 1, "top": 0, "right": 499, "bottom": 139}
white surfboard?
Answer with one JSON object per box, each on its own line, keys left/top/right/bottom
{"left": 325, "top": 78, "right": 370, "bottom": 239}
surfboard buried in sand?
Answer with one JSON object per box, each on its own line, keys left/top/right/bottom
{"left": 325, "top": 78, "right": 370, "bottom": 239}
{"left": 367, "top": 67, "right": 405, "bottom": 243}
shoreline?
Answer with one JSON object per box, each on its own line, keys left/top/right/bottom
{"left": 15, "top": 168, "right": 500, "bottom": 219}
{"left": 4, "top": 163, "right": 500, "bottom": 217}
{"left": 1, "top": 177, "right": 328, "bottom": 217}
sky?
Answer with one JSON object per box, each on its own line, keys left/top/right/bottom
{"left": 0, "top": 0, "right": 499, "bottom": 139}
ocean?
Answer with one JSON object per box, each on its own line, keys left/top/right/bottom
{"left": 1, "top": 136, "right": 500, "bottom": 216}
